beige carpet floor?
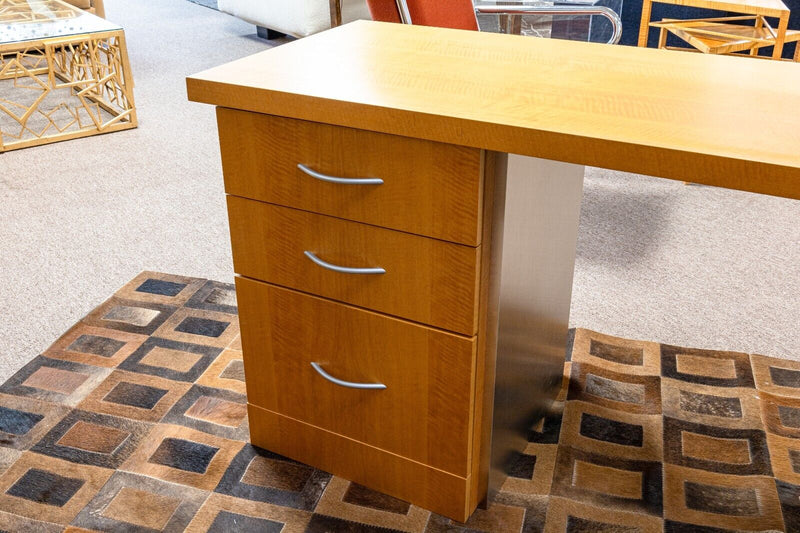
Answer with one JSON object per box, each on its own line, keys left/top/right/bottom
{"left": 0, "top": 0, "right": 798, "bottom": 384}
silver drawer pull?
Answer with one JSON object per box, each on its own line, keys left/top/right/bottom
{"left": 297, "top": 163, "right": 384, "bottom": 185}
{"left": 304, "top": 251, "right": 386, "bottom": 275}
{"left": 311, "top": 362, "right": 387, "bottom": 390}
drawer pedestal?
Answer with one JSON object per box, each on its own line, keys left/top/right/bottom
{"left": 216, "top": 111, "right": 582, "bottom": 522}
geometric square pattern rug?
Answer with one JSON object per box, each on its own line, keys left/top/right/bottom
{"left": 0, "top": 272, "right": 798, "bottom": 532}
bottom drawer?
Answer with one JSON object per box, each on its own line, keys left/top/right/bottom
{"left": 248, "top": 404, "right": 473, "bottom": 522}
{"left": 236, "top": 276, "right": 477, "bottom": 477}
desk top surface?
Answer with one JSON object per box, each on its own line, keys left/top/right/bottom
{"left": 188, "top": 21, "right": 800, "bottom": 199}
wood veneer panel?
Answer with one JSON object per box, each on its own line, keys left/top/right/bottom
{"left": 217, "top": 109, "right": 484, "bottom": 245}
{"left": 227, "top": 197, "right": 481, "bottom": 335}
{"left": 469, "top": 151, "right": 506, "bottom": 509}
{"left": 189, "top": 22, "right": 800, "bottom": 199}
{"left": 236, "top": 278, "right": 477, "bottom": 476}
{"left": 248, "top": 404, "right": 473, "bottom": 521}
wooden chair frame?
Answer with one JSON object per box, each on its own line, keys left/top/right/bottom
{"left": 652, "top": 15, "right": 800, "bottom": 60}
{"left": 637, "top": 0, "right": 795, "bottom": 60}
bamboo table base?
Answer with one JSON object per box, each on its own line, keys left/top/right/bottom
{"left": 0, "top": 29, "right": 136, "bottom": 152}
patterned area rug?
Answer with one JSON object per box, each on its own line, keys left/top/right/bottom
{"left": 0, "top": 272, "right": 799, "bottom": 532}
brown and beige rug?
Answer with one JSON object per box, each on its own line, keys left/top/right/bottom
{"left": 0, "top": 272, "right": 798, "bottom": 532}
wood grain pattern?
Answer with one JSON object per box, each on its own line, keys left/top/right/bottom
{"left": 236, "top": 277, "right": 477, "bottom": 476}
{"left": 189, "top": 21, "right": 800, "bottom": 199}
{"left": 217, "top": 109, "right": 485, "bottom": 245}
{"left": 247, "top": 403, "right": 473, "bottom": 521}
{"left": 227, "top": 196, "right": 481, "bottom": 335}
{"left": 469, "top": 151, "right": 506, "bottom": 510}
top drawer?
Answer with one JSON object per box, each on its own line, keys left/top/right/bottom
{"left": 217, "top": 109, "right": 485, "bottom": 246}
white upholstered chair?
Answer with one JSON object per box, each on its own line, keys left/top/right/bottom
{"left": 218, "top": 0, "right": 371, "bottom": 39}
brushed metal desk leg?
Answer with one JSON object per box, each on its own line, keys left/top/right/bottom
{"left": 486, "top": 153, "right": 585, "bottom": 500}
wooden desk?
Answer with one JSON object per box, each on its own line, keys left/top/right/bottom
{"left": 188, "top": 20, "right": 800, "bottom": 522}
{"left": 637, "top": 0, "right": 793, "bottom": 59}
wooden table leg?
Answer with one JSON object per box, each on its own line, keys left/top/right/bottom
{"left": 773, "top": 12, "right": 789, "bottom": 59}
{"left": 117, "top": 31, "right": 137, "bottom": 127}
{"left": 509, "top": 1, "right": 523, "bottom": 35}
{"left": 658, "top": 27, "right": 668, "bottom": 48}
{"left": 751, "top": 15, "right": 763, "bottom": 56}
{"left": 329, "top": 0, "right": 342, "bottom": 27}
{"left": 93, "top": 0, "right": 105, "bottom": 19}
{"left": 638, "top": 0, "right": 653, "bottom": 47}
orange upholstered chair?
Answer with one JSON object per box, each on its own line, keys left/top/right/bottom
{"left": 367, "top": 0, "right": 479, "bottom": 30}
{"left": 366, "top": 0, "right": 622, "bottom": 44}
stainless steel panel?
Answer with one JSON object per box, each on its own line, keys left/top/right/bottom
{"left": 488, "top": 154, "right": 585, "bottom": 499}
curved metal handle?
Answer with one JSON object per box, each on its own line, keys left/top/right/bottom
{"left": 475, "top": 5, "right": 623, "bottom": 45}
{"left": 304, "top": 251, "right": 386, "bottom": 275}
{"left": 297, "top": 164, "right": 384, "bottom": 185}
{"left": 311, "top": 362, "right": 387, "bottom": 390}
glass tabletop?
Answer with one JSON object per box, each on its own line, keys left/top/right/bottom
{"left": 0, "top": 0, "right": 121, "bottom": 46}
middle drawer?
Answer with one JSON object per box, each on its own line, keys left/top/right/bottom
{"left": 227, "top": 196, "right": 481, "bottom": 335}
